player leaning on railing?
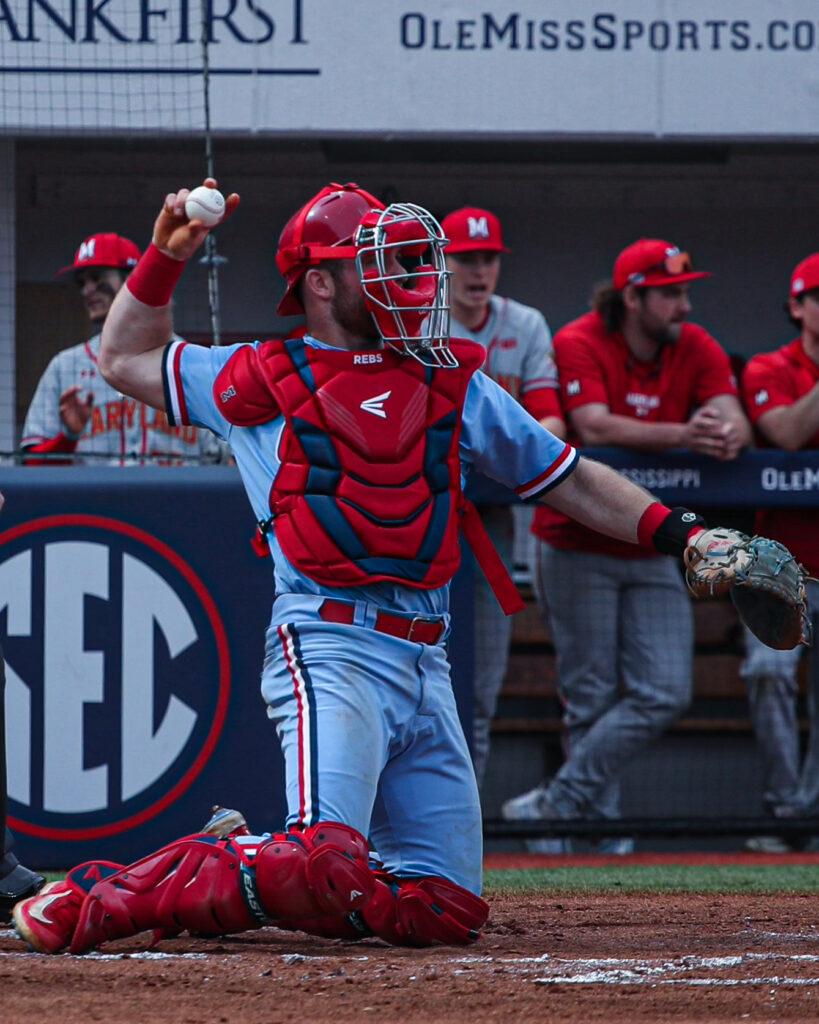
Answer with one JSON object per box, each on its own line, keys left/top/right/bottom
{"left": 12, "top": 180, "right": 809, "bottom": 954}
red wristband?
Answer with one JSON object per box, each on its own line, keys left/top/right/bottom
{"left": 126, "top": 243, "right": 186, "bottom": 307}
{"left": 637, "top": 502, "right": 672, "bottom": 549}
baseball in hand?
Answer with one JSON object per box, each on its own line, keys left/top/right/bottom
{"left": 184, "top": 186, "right": 225, "bottom": 227}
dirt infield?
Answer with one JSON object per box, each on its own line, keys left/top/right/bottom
{"left": 3, "top": 889, "right": 819, "bottom": 1023}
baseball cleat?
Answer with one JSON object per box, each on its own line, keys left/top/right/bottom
{"left": 501, "top": 785, "right": 569, "bottom": 855}
{"left": 745, "top": 834, "right": 810, "bottom": 854}
{"left": 13, "top": 880, "right": 84, "bottom": 954}
{"left": 201, "top": 805, "right": 251, "bottom": 838}
{"left": 0, "top": 863, "right": 46, "bottom": 925}
{"left": 593, "top": 836, "right": 636, "bottom": 856}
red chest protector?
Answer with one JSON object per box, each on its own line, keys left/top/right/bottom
{"left": 214, "top": 338, "right": 524, "bottom": 612}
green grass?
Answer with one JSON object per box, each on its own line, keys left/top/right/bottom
{"left": 484, "top": 864, "right": 819, "bottom": 892}
{"left": 42, "top": 864, "right": 819, "bottom": 895}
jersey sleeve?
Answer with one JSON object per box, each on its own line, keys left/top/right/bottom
{"left": 552, "top": 324, "right": 611, "bottom": 411}
{"left": 461, "top": 372, "right": 577, "bottom": 501}
{"left": 690, "top": 328, "right": 739, "bottom": 405}
{"left": 518, "top": 308, "right": 563, "bottom": 422}
{"left": 163, "top": 339, "right": 248, "bottom": 436}
{"left": 741, "top": 353, "right": 795, "bottom": 425}
{"left": 20, "top": 353, "right": 66, "bottom": 446}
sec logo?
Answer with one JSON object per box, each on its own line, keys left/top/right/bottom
{"left": 0, "top": 515, "right": 230, "bottom": 839}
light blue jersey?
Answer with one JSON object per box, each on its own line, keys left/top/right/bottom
{"left": 164, "top": 336, "right": 575, "bottom": 618}
{"left": 162, "top": 335, "right": 576, "bottom": 892}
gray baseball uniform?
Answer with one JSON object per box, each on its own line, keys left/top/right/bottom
{"left": 521, "top": 313, "right": 739, "bottom": 842}
{"left": 451, "top": 294, "right": 560, "bottom": 789}
{"left": 741, "top": 579, "right": 819, "bottom": 817}
{"left": 21, "top": 333, "right": 224, "bottom": 464}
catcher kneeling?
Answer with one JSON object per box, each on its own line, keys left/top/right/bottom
{"left": 10, "top": 179, "right": 811, "bottom": 954}
{"left": 12, "top": 517, "right": 809, "bottom": 956}
{"left": 14, "top": 813, "right": 488, "bottom": 954}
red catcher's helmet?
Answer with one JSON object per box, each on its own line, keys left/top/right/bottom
{"left": 275, "top": 182, "right": 385, "bottom": 316}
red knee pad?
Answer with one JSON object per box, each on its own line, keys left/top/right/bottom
{"left": 362, "top": 875, "right": 489, "bottom": 947}
{"left": 303, "top": 822, "right": 375, "bottom": 915}
{"left": 255, "top": 822, "right": 375, "bottom": 926}
{"left": 254, "top": 835, "right": 323, "bottom": 921}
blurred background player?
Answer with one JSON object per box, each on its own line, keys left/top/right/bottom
{"left": 20, "top": 233, "right": 224, "bottom": 465}
{"left": 441, "top": 205, "right": 565, "bottom": 791}
{"left": 503, "top": 238, "right": 751, "bottom": 852}
{"left": 739, "top": 252, "right": 819, "bottom": 851}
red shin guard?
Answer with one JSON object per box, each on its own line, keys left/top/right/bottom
{"left": 65, "top": 822, "right": 487, "bottom": 953}
{"left": 69, "top": 835, "right": 259, "bottom": 954}
{"left": 361, "top": 875, "right": 489, "bottom": 947}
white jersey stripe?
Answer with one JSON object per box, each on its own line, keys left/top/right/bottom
{"left": 516, "top": 443, "right": 578, "bottom": 500}
{"left": 278, "top": 623, "right": 313, "bottom": 826}
{"left": 164, "top": 340, "right": 188, "bottom": 426}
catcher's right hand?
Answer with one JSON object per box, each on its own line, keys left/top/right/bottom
{"left": 153, "top": 177, "right": 240, "bottom": 262}
{"left": 685, "top": 527, "right": 812, "bottom": 651}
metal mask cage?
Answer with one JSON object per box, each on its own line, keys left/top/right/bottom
{"left": 354, "top": 203, "right": 455, "bottom": 368}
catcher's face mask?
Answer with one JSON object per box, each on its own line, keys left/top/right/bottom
{"left": 354, "top": 203, "right": 456, "bottom": 369}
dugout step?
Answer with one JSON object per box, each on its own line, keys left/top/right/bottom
{"left": 483, "top": 816, "right": 819, "bottom": 841}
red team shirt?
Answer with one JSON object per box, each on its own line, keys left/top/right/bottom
{"left": 742, "top": 338, "right": 819, "bottom": 575}
{"left": 532, "top": 310, "right": 738, "bottom": 557}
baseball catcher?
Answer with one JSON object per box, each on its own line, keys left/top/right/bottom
{"left": 684, "top": 526, "right": 813, "bottom": 651}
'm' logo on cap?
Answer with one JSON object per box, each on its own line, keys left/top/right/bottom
{"left": 77, "top": 239, "right": 96, "bottom": 263}
{"left": 467, "top": 216, "right": 490, "bottom": 239}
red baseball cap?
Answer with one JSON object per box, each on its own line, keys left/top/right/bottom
{"left": 441, "top": 207, "right": 511, "bottom": 255}
{"left": 612, "top": 238, "right": 710, "bottom": 291}
{"left": 56, "top": 233, "right": 141, "bottom": 278}
{"left": 790, "top": 253, "right": 819, "bottom": 297}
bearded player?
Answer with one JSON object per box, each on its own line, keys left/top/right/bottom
{"left": 13, "top": 183, "right": 733, "bottom": 954}
{"left": 503, "top": 239, "right": 752, "bottom": 852}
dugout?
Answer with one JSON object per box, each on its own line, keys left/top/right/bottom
{"left": 9, "top": 137, "right": 819, "bottom": 445}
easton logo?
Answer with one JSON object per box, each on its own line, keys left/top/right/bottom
{"left": 241, "top": 869, "right": 266, "bottom": 923}
{"left": 0, "top": 515, "right": 230, "bottom": 840}
{"left": 360, "top": 390, "right": 391, "bottom": 419}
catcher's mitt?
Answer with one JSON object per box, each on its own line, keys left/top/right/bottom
{"left": 684, "top": 528, "right": 812, "bottom": 651}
